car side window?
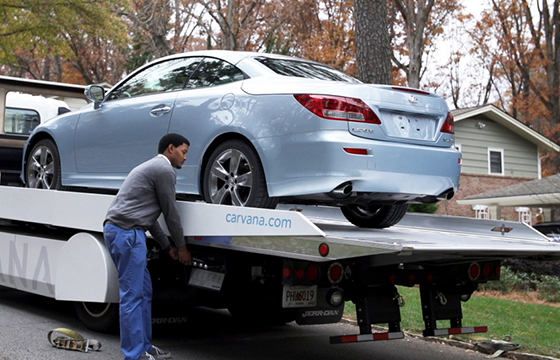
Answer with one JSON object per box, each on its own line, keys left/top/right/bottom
{"left": 108, "top": 57, "right": 203, "bottom": 100}
{"left": 186, "top": 58, "right": 245, "bottom": 89}
{"left": 4, "top": 108, "right": 40, "bottom": 135}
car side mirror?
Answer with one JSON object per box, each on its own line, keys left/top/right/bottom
{"left": 84, "top": 85, "right": 106, "bottom": 109}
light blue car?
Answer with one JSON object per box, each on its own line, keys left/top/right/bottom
{"left": 22, "top": 50, "right": 461, "bottom": 228}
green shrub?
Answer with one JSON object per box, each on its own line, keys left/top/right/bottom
{"left": 478, "top": 267, "right": 538, "bottom": 293}
{"left": 537, "top": 275, "right": 560, "bottom": 302}
{"left": 478, "top": 266, "right": 560, "bottom": 303}
{"left": 408, "top": 203, "right": 439, "bottom": 214}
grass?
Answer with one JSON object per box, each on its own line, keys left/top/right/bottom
{"left": 343, "top": 286, "right": 560, "bottom": 358}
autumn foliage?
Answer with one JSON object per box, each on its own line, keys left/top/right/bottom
{"left": 0, "top": 0, "right": 558, "bottom": 172}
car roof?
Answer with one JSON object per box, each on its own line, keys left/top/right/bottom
{"left": 158, "top": 50, "right": 307, "bottom": 65}
{"left": 109, "top": 50, "right": 326, "bottom": 91}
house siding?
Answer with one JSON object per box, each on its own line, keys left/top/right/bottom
{"left": 455, "top": 118, "right": 538, "bottom": 178}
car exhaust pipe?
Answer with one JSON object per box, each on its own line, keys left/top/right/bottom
{"left": 436, "top": 189, "right": 455, "bottom": 201}
{"left": 329, "top": 182, "right": 353, "bottom": 199}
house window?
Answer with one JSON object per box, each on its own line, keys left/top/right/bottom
{"left": 488, "top": 148, "right": 504, "bottom": 175}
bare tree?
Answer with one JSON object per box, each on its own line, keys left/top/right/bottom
{"left": 390, "top": 0, "right": 461, "bottom": 89}
{"left": 197, "top": 0, "right": 266, "bottom": 50}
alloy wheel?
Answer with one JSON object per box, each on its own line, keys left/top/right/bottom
{"left": 27, "top": 145, "right": 55, "bottom": 189}
{"left": 207, "top": 148, "right": 253, "bottom": 206}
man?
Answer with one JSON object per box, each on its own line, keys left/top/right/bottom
{"left": 103, "top": 133, "right": 193, "bottom": 360}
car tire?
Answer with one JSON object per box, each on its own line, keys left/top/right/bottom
{"left": 74, "top": 301, "right": 119, "bottom": 333}
{"left": 25, "top": 139, "right": 62, "bottom": 190}
{"left": 203, "top": 139, "right": 278, "bottom": 208}
{"left": 341, "top": 203, "right": 409, "bottom": 228}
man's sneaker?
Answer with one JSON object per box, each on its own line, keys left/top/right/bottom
{"left": 149, "top": 345, "right": 171, "bottom": 359}
{"left": 139, "top": 352, "right": 156, "bottom": 360}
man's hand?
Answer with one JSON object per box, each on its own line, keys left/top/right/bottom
{"left": 168, "top": 247, "right": 179, "bottom": 260}
{"left": 176, "top": 245, "right": 192, "bottom": 266}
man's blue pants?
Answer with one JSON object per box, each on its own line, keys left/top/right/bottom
{"left": 104, "top": 223, "right": 153, "bottom": 360}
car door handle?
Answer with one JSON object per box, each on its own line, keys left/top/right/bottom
{"left": 150, "top": 106, "right": 172, "bottom": 117}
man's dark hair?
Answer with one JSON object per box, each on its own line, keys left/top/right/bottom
{"left": 158, "top": 133, "right": 190, "bottom": 154}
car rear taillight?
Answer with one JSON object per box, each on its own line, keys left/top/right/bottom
{"left": 294, "top": 94, "right": 381, "bottom": 124}
{"left": 441, "top": 112, "right": 455, "bottom": 134}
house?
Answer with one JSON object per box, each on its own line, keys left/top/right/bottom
{"left": 436, "top": 104, "right": 560, "bottom": 223}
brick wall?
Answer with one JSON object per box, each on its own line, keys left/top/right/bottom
{"left": 436, "top": 173, "right": 536, "bottom": 221}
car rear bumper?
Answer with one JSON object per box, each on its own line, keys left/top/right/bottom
{"left": 255, "top": 130, "right": 461, "bottom": 201}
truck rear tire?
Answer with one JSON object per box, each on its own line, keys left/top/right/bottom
{"left": 74, "top": 301, "right": 119, "bottom": 333}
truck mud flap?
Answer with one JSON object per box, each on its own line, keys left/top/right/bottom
{"left": 420, "top": 283, "right": 488, "bottom": 337}
{"left": 330, "top": 285, "right": 404, "bottom": 344}
{"left": 295, "top": 288, "right": 344, "bottom": 325}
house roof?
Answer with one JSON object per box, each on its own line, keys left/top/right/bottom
{"left": 452, "top": 104, "right": 560, "bottom": 153}
{"left": 457, "top": 174, "right": 560, "bottom": 208}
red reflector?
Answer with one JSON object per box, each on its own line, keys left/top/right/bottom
{"left": 283, "top": 267, "right": 292, "bottom": 279}
{"left": 408, "top": 274, "right": 415, "bottom": 283}
{"left": 319, "top": 243, "right": 330, "bottom": 257}
{"left": 343, "top": 148, "right": 368, "bottom": 155}
{"left": 342, "top": 335, "right": 358, "bottom": 343}
{"left": 307, "top": 265, "right": 319, "bottom": 282}
{"left": 295, "top": 268, "right": 305, "bottom": 279}
{"left": 294, "top": 94, "right": 381, "bottom": 124}
{"left": 389, "top": 275, "right": 396, "bottom": 283}
{"left": 495, "top": 266, "right": 501, "bottom": 275}
{"left": 373, "top": 333, "right": 390, "bottom": 341}
{"left": 475, "top": 326, "right": 488, "bottom": 333}
{"left": 328, "top": 263, "right": 343, "bottom": 284}
{"left": 426, "top": 274, "right": 434, "bottom": 282}
{"left": 441, "top": 112, "right": 455, "bottom": 134}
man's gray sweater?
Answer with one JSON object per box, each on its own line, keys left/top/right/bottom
{"left": 105, "top": 155, "right": 186, "bottom": 249}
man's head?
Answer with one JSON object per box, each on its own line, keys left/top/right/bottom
{"left": 159, "top": 133, "right": 190, "bottom": 169}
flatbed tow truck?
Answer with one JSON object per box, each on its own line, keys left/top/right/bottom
{"left": 1, "top": 186, "right": 560, "bottom": 344}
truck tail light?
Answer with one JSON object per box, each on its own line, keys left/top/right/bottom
{"left": 294, "top": 94, "right": 381, "bottom": 124}
{"left": 328, "top": 262, "right": 344, "bottom": 284}
{"left": 307, "top": 264, "right": 319, "bottom": 282}
{"left": 441, "top": 112, "right": 455, "bottom": 134}
{"left": 483, "top": 264, "right": 492, "bottom": 278}
{"left": 283, "top": 267, "right": 292, "bottom": 279}
{"left": 468, "top": 263, "right": 481, "bottom": 281}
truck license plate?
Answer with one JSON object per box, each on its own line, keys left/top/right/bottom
{"left": 282, "top": 285, "right": 317, "bottom": 308}
{"left": 188, "top": 268, "right": 225, "bottom": 291}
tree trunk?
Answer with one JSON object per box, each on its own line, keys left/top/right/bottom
{"left": 354, "top": 0, "right": 392, "bottom": 84}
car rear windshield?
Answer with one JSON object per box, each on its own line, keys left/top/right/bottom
{"left": 254, "top": 57, "right": 360, "bottom": 83}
